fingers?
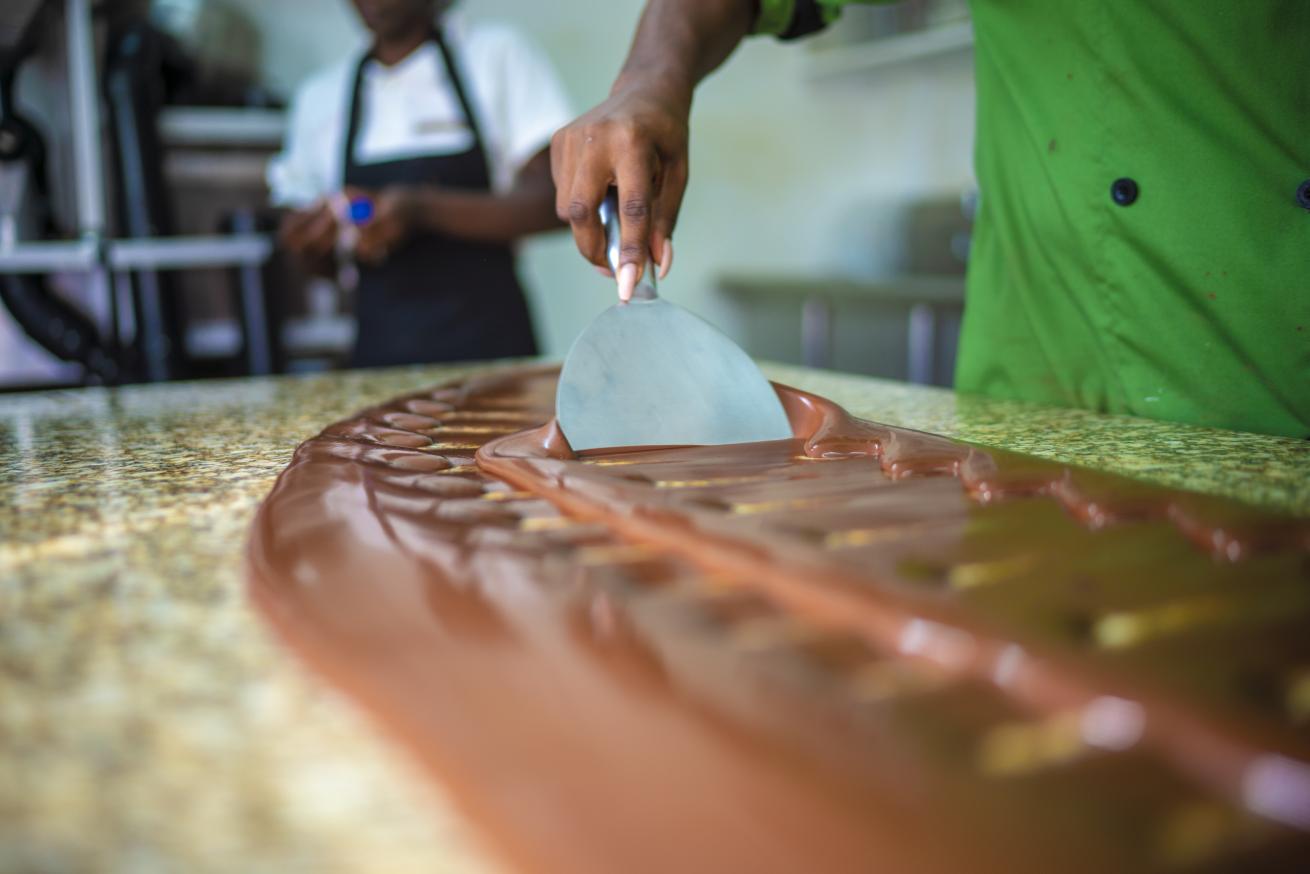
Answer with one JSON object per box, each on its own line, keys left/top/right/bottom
{"left": 550, "top": 129, "right": 573, "bottom": 224}
{"left": 350, "top": 189, "right": 412, "bottom": 263}
{"left": 549, "top": 86, "right": 691, "bottom": 295}
{"left": 280, "top": 205, "right": 338, "bottom": 262}
{"left": 657, "top": 237, "right": 673, "bottom": 281}
{"left": 614, "top": 148, "right": 656, "bottom": 278}
{"left": 302, "top": 208, "right": 339, "bottom": 260}
{"left": 277, "top": 207, "right": 317, "bottom": 247}
{"left": 355, "top": 219, "right": 398, "bottom": 264}
{"left": 560, "top": 148, "right": 610, "bottom": 270}
{"left": 354, "top": 227, "right": 384, "bottom": 264}
{"left": 651, "top": 157, "right": 687, "bottom": 280}
{"left": 615, "top": 147, "right": 656, "bottom": 303}
{"left": 552, "top": 128, "right": 596, "bottom": 261}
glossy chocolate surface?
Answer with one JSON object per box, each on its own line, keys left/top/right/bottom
{"left": 248, "top": 365, "right": 1310, "bottom": 873}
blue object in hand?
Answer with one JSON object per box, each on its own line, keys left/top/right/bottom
{"left": 348, "top": 197, "right": 375, "bottom": 225}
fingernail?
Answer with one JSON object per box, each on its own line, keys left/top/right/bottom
{"left": 617, "top": 263, "right": 637, "bottom": 302}
{"left": 595, "top": 264, "right": 614, "bottom": 279}
{"left": 659, "top": 239, "right": 673, "bottom": 280}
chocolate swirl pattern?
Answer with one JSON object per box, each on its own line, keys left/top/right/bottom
{"left": 248, "top": 365, "right": 1310, "bottom": 874}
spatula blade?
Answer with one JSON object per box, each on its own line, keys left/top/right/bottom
{"left": 556, "top": 297, "right": 793, "bottom": 452}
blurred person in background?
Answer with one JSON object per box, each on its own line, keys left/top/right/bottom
{"left": 269, "top": 0, "right": 570, "bottom": 367}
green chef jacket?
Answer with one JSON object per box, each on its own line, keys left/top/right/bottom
{"left": 755, "top": 0, "right": 1310, "bottom": 438}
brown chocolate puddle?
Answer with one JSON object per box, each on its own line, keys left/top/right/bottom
{"left": 248, "top": 365, "right": 1310, "bottom": 874}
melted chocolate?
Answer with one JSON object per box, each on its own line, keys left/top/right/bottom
{"left": 248, "top": 366, "right": 1310, "bottom": 874}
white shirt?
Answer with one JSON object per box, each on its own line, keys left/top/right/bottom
{"left": 266, "top": 13, "right": 572, "bottom": 207}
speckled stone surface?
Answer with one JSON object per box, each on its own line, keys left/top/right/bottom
{"left": 1, "top": 360, "right": 1306, "bottom": 873}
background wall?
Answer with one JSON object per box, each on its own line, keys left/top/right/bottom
{"left": 228, "top": 0, "right": 976, "bottom": 358}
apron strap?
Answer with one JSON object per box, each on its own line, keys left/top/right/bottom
{"left": 430, "top": 26, "right": 490, "bottom": 173}
{"left": 341, "top": 53, "right": 369, "bottom": 175}
{"left": 341, "top": 26, "right": 492, "bottom": 182}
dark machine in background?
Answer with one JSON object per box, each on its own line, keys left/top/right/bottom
{"left": 0, "top": 0, "right": 118, "bottom": 382}
{"left": 0, "top": 0, "right": 285, "bottom": 389}
{"left": 103, "top": 7, "right": 286, "bottom": 381}
{"left": 104, "top": 16, "right": 189, "bottom": 381}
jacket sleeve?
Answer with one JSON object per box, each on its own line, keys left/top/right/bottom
{"left": 753, "top": 0, "right": 891, "bottom": 41}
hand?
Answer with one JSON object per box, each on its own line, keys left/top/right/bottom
{"left": 348, "top": 186, "right": 421, "bottom": 264}
{"left": 550, "top": 76, "right": 689, "bottom": 300}
{"left": 277, "top": 201, "right": 338, "bottom": 272}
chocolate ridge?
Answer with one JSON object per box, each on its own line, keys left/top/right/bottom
{"left": 477, "top": 381, "right": 1310, "bottom": 824}
{"left": 248, "top": 365, "right": 1310, "bottom": 874}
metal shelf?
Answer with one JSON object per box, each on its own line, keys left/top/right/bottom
{"left": 0, "top": 240, "right": 97, "bottom": 273}
{"left": 0, "top": 0, "right": 279, "bottom": 383}
{"left": 157, "top": 107, "right": 286, "bottom": 148}
{"left": 0, "top": 235, "right": 272, "bottom": 274}
{"left": 108, "top": 235, "right": 272, "bottom": 271}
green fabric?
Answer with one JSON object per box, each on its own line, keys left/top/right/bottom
{"left": 757, "top": 0, "right": 1310, "bottom": 438}
{"left": 753, "top": 0, "right": 798, "bottom": 36}
{"left": 754, "top": 0, "right": 883, "bottom": 36}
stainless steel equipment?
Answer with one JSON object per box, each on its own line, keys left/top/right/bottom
{"left": 0, "top": 0, "right": 274, "bottom": 384}
{"left": 556, "top": 191, "right": 793, "bottom": 452}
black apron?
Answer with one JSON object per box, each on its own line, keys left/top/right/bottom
{"left": 342, "top": 29, "right": 538, "bottom": 367}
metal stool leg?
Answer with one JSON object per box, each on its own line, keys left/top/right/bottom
{"left": 907, "top": 303, "right": 937, "bottom": 385}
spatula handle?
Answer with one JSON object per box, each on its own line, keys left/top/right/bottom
{"left": 599, "top": 189, "right": 658, "bottom": 300}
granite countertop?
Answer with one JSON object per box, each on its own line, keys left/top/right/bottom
{"left": 2, "top": 361, "right": 1306, "bottom": 873}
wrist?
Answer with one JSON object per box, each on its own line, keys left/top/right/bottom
{"left": 611, "top": 66, "right": 694, "bottom": 114}
{"left": 397, "top": 186, "right": 443, "bottom": 234}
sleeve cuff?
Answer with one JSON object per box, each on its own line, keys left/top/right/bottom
{"left": 753, "top": 0, "right": 841, "bottom": 41}
{"left": 753, "top": 0, "right": 797, "bottom": 36}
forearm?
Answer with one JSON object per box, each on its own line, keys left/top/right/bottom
{"left": 614, "top": 0, "right": 757, "bottom": 101}
{"left": 413, "top": 187, "right": 557, "bottom": 244}
{"left": 410, "top": 153, "right": 561, "bottom": 244}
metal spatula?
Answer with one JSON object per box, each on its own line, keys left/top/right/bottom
{"left": 556, "top": 192, "right": 793, "bottom": 452}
